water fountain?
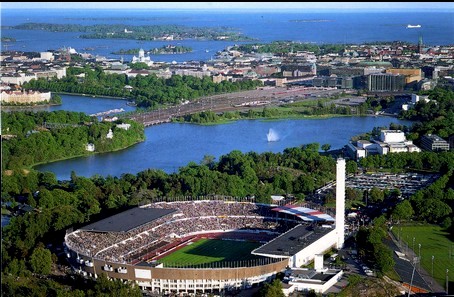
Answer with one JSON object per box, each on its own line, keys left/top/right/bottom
{"left": 267, "top": 128, "right": 279, "bottom": 142}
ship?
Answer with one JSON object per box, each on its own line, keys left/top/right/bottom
{"left": 406, "top": 24, "right": 421, "bottom": 29}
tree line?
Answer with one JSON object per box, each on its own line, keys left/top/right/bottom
{"left": 22, "top": 66, "right": 263, "bottom": 108}
{"left": 400, "top": 86, "right": 454, "bottom": 139}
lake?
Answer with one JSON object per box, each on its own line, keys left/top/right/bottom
{"left": 33, "top": 96, "right": 412, "bottom": 180}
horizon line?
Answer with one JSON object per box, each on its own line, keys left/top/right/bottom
{"left": 2, "top": 7, "right": 453, "bottom": 11}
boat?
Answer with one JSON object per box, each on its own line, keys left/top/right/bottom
{"left": 406, "top": 24, "right": 421, "bottom": 29}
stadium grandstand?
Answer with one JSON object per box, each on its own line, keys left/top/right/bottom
{"left": 64, "top": 159, "right": 347, "bottom": 295}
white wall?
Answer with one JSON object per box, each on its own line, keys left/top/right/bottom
{"left": 380, "top": 130, "right": 406, "bottom": 143}
{"left": 335, "top": 158, "right": 345, "bottom": 249}
{"left": 290, "top": 230, "right": 337, "bottom": 267}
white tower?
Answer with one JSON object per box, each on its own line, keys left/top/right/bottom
{"left": 138, "top": 48, "right": 145, "bottom": 59}
{"left": 335, "top": 158, "right": 346, "bottom": 249}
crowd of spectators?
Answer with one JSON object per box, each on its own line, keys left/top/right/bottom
{"left": 65, "top": 200, "right": 301, "bottom": 263}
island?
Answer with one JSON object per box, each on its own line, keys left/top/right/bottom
{"left": 112, "top": 45, "right": 193, "bottom": 55}
{"left": 289, "top": 19, "right": 334, "bottom": 23}
{"left": 6, "top": 23, "right": 256, "bottom": 41}
{"left": 229, "top": 41, "right": 345, "bottom": 55}
{"left": 1, "top": 36, "right": 16, "bottom": 42}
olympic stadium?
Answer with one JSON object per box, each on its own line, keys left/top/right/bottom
{"left": 64, "top": 159, "right": 347, "bottom": 294}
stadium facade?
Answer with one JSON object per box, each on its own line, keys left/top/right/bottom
{"left": 64, "top": 159, "right": 347, "bottom": 294}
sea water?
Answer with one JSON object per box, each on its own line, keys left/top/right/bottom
{"left": 1, "top": 9, "right": 453, "bottom": 62}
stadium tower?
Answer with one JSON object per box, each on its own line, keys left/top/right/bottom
{"left": 335, "top": 158, "right": 346, "bottom": 249}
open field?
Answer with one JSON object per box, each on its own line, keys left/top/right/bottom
{"left": 392, "top": 224, "right": 454, "bottom": 289}
{"left": 158, "top": 239, "right": 263, "bottom": 267}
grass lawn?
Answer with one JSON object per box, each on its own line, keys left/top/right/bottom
{"left": 159, "top": 239, "right": 262, "bottom": 267}
{"left": 392, "top": 224, "right": 454, "bottom": 289}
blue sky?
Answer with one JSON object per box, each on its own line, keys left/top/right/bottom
{"left": 2, "top": 2, "right": 453, "bottom": 11}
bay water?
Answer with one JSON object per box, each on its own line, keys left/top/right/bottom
{"left": 32, "top": 96, "right": 412, "bottom": 180}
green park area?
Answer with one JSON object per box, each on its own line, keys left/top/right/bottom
{"left": 392, "top": 224, "right": 454, "bottom": 288}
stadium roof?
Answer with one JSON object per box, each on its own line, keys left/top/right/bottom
{"left": 271, "top": 205, "right": 335, "bottom": 222}
{"left": 251, "top": 224, "right": 333, "bottom": 257}
{"left": 80, "top": 207, "right": 177, "bottom": 233}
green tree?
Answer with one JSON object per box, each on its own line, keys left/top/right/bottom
{"left": 346, "top": 160, "right": 358, "bottom": 174}
{"left": 258, "top": 279, "right": 285, "bottom": 297}
{"left": 90, "top": 273, "right": 143, "bottom": 297}
{"left": 29, "top": 246, "right": 52, "bottom": 275}
{"left": 321, "top": 143, "right": 331, "bottom": 153}
{"left": 374, "top": 243, "right": 395, "bottom": 274}
{"left": 391, "top": 200, "right": 414, "bottom": 222}
{"left": 346, "top": 187, "right": 362, "bottom": 202}
{"left": 369, "top": 187, "right": 385, "bottom": 204}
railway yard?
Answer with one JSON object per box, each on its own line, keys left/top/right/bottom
{"left": 127, "top": 86, "right": 357, "bottom": 126}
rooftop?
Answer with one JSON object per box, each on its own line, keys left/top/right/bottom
{"left": 80, "top": 207, "right": 177, "bottom": 233}
{"left": 252, "top": 224, "right": 333, "bottom": 257}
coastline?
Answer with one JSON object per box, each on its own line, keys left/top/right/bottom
{"left": 30, "top": 138, "right": 146, "bottom": 172}
{"left": 1, "top": 102, "right": 62, "bottom": 110}
{"left": 56, "top": 92, "right": 130, "bottom": 100}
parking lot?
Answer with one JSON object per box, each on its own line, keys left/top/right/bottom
{"left": 345, "top": 172, "right": 439, "bottom": 197}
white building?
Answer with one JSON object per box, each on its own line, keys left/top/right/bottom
{"left": 347, "top": 130, "right": 421, "bottom": 160}
{"left": 106, "top": 128, "right": 113, "bottom": 139}
{"left": 282, "top": 268, "right": 343, "bottom": 295}
{"left": 376, "top": 130, "right": 421, "bottom": 155}
{"left": 132, "top": 49, "right": 153, "bottom": 66}
{"left": 402, "top": 94, "right": 432, "bottom": 111}
{"left": 1, "top": 73, "right": 37, "bottom": 85}
{"left": 411, "top": 94, "right": 430, "bottom": 104}
{"left": 380, "top": 130, "right": 406, "bottom": 143}
{"left": 117, "top": 123, "right": 131, "bottom": 130}
{"left": 0, "top": 90, "right": 51, "bottom": 104}
{"left": 85, "top": 143, "right": 95, "bottom": 152}
{"left": 40, "top": 52, "right": 54, "bottom": 61}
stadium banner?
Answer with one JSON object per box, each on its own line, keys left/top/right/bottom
{"left": 135, "top": 268, "right": 152, "bottom": 279}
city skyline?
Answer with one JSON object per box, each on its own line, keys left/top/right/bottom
{"left": 2, "top": 1, "right": 454, "bottom": 11}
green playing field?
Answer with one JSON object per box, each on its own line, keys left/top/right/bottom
{"left": 158, "top": 239, "right": 263, "bottom": 267}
